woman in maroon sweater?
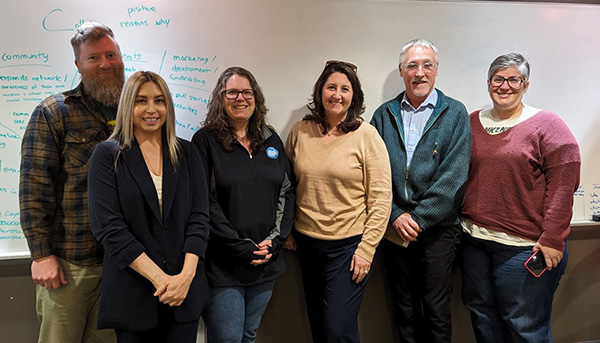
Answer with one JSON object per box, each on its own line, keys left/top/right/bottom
{"left": 460, "top": 53, "right": 580, "bottom": 343}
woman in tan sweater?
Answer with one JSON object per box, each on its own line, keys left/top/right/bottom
{"left": 285, "top": 61, "right": 392, "bottom": 343}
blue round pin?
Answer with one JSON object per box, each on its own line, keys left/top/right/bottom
{"left": 266, "top": 146, "right": 279, "bottom": 159}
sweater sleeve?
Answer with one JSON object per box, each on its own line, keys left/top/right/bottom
{"left": 266, "top": 133, "right": 295, "bottom": 255}
{"left": 284, "top": 124, "right": 297, "bottom": 165}
{"left": 370, "top": 103, "right": 410, "bottom": 225}
{"left": 537, "top": 112, "right": 581, "bottom": 251}
{"left": 354, "top": 125, "right": 393, "bottom": 262}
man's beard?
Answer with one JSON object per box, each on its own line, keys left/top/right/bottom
{"left": 82, "top": 70, "right": 125, "bottom": 108}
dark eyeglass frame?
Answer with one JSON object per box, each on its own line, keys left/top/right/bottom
{"left": 325, "top": 60, "right": 358, "bottom": 73}
{"left": 489, "top": 75, "right": 525, "bottom": 89}
{"left": 222, "top": 89, "right": 255, "bottom": 100}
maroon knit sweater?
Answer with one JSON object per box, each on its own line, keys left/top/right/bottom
{"left": 461, "top": 109, "right": 581, "bottom": 251}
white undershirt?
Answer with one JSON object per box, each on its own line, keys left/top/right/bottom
{"left": 150, "top": 172, "right": 163, "bottom": 217}
{"left": 478, "top": 104, "right": 540, "bottom": 135}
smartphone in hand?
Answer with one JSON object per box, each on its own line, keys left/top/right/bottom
{"left": 525, "top": 250, "right": 547, "bottom": 277}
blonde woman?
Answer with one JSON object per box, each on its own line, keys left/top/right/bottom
{"left": 88, "top": 71, "right": 210, "bottom": 342}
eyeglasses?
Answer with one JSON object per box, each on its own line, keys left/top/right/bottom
{"left": 326, "top": 60, "right": 358, "bottom": 73}
{"left": 223, "top": 89, "right": 254, "bottom": 100}
{"left": 402, "top": 62, "right": 438, "bottom": 73}
{"left": 490, "top": 76, "right": 524, "bottom": 89}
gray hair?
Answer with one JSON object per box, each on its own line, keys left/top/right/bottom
{"left": 70, "top": 22, "right": 119, "bottom": 61}
{"left": 399, "top": 38, "right": 439, "bottom": 64}
{"left": 487, "top": 53, "right": 530, "bottom": 81}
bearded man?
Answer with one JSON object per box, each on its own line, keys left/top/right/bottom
{"left": 19, "top": 22, "right": 124, "bottom": 343}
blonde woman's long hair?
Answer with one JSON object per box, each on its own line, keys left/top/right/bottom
{"left": 109, "top": 70, "right": 181, "bottom": 169}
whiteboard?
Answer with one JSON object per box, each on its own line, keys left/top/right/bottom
{"left": 1, "top": 0, "right": 599, "bottom": 259}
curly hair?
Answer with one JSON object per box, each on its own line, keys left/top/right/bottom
{"left": 304, "top": 61, "right": 365, "bottom": 134}
{"left": 202, "top": 66, "right": 268, "bottom": 152}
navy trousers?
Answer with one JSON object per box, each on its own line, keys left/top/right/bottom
{"left": 296, "top": 232, "right": 371, "bottom": 343}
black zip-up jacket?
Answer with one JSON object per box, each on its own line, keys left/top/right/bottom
{"left": 192, "top": 125, "right": 295, "bottom": 287}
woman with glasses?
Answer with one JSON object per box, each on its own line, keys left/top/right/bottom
{"left": 460, "top": 53, "right": 580, "bottom": 343}
{"left": 191, "top": 66, "right": 294, "bottom": 343}
{"left": 285, "top": 61, "right": 391, "bottom": 342}
{"left": 88, "top": 71, "right": 211, "bottom": 342}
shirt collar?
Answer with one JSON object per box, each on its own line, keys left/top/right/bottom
{"left": 401, "top": 89, "right": 438, "bottom": 112}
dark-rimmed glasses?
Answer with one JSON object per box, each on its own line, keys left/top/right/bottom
{"left": 490, "top": 76, "right": 524, "bottom": 89}
{"left": 223, "top": 89, "right": 254, "bottom": 100}
{"left": 326, "top": 60, "right": 358, "bottom": 73}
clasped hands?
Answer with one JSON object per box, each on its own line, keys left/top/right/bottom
{"left": 250, "top": 239, "right": 273, "bottom": 266}
{"left": 152, "top": 270, "right": 194, "bottom": 307}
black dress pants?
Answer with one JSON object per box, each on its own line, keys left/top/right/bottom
{"left": 382, "top": 224, "right": 461, "bottom": 343}
{"left": 115, "top": 303, "right": 199, "bottom": 343}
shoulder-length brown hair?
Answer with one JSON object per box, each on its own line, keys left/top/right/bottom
{"left": 203, "top": 66, "right": 268, "bottom": 151}
{"left": 304, "top": 61, "right": 365, "bottom": 134}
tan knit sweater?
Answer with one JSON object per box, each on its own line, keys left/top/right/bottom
{"left": 286, "top": 120, "right": 392, "bottom": 262}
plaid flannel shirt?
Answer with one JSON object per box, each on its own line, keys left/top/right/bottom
{"left": 19, "top": 83, "right": 113, "bottom": 265}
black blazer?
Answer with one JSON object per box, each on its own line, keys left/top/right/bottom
{"left": 88, "top": 138, "right": 210, "bottom": 331}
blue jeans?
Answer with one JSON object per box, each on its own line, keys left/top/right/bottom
{"left": 204, "top": 280, "right": 275, "bottom": 343}
{"left": 461, "top": 234, "right": 567, "bottom": 343}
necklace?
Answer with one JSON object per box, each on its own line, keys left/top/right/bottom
{"left": 322, "top": 124, "right": 339, "bottom": 137}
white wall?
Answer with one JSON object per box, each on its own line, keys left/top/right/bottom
{"left": 2, "top": 0, "right": 600, "bottom": 258}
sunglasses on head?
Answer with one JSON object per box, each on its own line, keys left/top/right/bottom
{"left": 325, "top": 60, "right": 358, "bottom": 73}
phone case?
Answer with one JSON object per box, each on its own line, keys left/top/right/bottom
{"left": 524, "top": 250, "right": 547, "bottom": 278}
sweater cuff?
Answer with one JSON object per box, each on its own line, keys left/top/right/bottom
{"left": 537, "top": 232, "right": 566, "bottom": 252}
{"left": 389, "top": 208, "right": 405, "bottom": 225}
{"left": 355, "top": 241, "right": 376, "bottom": 263}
